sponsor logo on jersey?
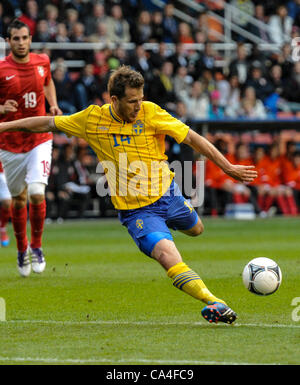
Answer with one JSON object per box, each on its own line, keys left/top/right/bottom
{"left": 5, "top": 75, "right": 15, "bottom": 81}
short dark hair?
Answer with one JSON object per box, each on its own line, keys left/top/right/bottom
{"left": 7, "top": 19, "right": 31, "bottom": 38}
{"left": 107, "top": 65, "right": 144, "bottom": 99}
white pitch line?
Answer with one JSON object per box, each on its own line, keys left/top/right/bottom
{"left": 0, "top": 356, "right": 281, "bottom": 365}
{"left": 3, "top": 319, "right": 300, "bottom": 329}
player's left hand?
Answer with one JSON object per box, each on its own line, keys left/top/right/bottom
{"left": 49, "top": 106, "right": 63, "bottom": 116}
{"left": 225, "top": 164, "right": 258, "bottom": 183}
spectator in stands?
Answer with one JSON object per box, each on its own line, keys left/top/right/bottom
{"left": 52, "top": 65, "right": 76, "bottom": 115}
{"left": 200, "top": 68, "right": 216, "bottom": 95}
{"left": 64, "top": 7, "right": 79, "bottom": 35}
{"left": 247, "top": 4, "right": 270, "bottom": 42}
{"left": 149, "top": 41, "right": 170, "bottom": 70}
{"left": 224, "top": 74, "right": 242, "bottom": 118}
{"left": 214, "top": 70, "right": 230, "bottom": 110}
{"left": 129, "top": 44, "right": 153, "bottom": 79}
{"left": 106, "top": 4, "right": 131, "bottom": 44}
{"left": 245, "top": 62, "right": 273, "bottom": 102}
{"left": 192, "top": 42, "right": 217, "bottom": 80}
{"left": 168, "top": 43, "right": 190, "bottom": 74}
{"left": 50, "top": 22, "right": 73, "bottom": 60}
{"left": 44, "top": 3, "right": 59, "bottom": 39}
{"left": 193, "top": 12, "right": 209, "bottom": 42}
{"left": 247, "top": 44, "right": 271, "bottom": 76}
{"left": 33, "top": 19, "right": 51, "bottom": 42}
{"left": 193, "top": 30, "right": 207, "bottom": 45}
{"left": 69, "top": 21, "right": 86, "bottom": 42}
{"left": 287, "top": 0, "right": 300, "bottom": 26}
{"left": 268, "top": 4, "right": 293, "bottom": 45}
{"left": 180, "top": 80, "right": 209, "bottom": 120}
{"left": 150, "top": 10, "right": 164, "bottom": 43}
{"left": 228, "top": 42, "right": 251, "bottom": 85}
{"left": 239, "top": 86, "right": 267, "bottom": 118}
{"left": 74, "top": 64, "right": 101, "bottom": 110}
{"left": 109, "top": 45, "right": 129, "bottom": 70}
{"left": 69, "top": 21, "right": 89, "bottom": 60}
{"left": 131, "top": 9, "right": 153, "bottom": 45}
{"left": 229, "top": 0, "right": 255, "bottom": 41}
{"left": 18, "top": 0, "right": 38, "bottom": 36}
{"left": 274, "top": 42, "right": 294, "bottom": 80}
{"left": 282, "top": 61, "right": 300, "bottom": 105}
{"left": 208, "top": 90, "right": 225, "bottom": 119}
{"left": 162, "top": 2, "right": 178, "bottom": 43}
{"left": 173, "top": 65, "right": 193, "bottom": 101}
{"left": 93, "top": 48, "right": 110, "bottom": 80}
{"left": 265, "top": 64, "right": 290, "bottom": 116}
{"left": 84, "top": 2, "right": 107, "bottom": 37}
{"left": 177, "top": 21, "right": 194, "bottom": 44}
{"left": 148, "top": 61, "right": 177, "bottom": 112}
{"left": 87, "top": 20, "right": 110, "bottom": 44}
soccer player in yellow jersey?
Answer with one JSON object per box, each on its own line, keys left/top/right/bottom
{"left": 0, "top": 66, "right": 257, "bottom": 324}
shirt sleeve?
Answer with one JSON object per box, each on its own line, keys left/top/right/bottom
{"left": 152, "top": 104, "right": 189, "bottom": 143}
{"left": 54, "top": 105, "right": 94, "bottom": 140}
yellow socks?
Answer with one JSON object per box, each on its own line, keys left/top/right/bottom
{"left": 167, "top": 262, "right": 226, "bottom": 305}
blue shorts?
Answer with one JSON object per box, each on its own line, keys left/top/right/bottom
{"left": 118, "top": 180, "right": 199, "bottom": 257}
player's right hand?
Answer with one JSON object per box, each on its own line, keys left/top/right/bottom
{"left": 225, "top": 164, "right": 258, "bottom": 183}
{"left": 0, "top": 100, "right": 18, "bottom": 114}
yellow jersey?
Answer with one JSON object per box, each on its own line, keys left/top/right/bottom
{"left": 54, "top": 101, "right": 189, "bottom": 210}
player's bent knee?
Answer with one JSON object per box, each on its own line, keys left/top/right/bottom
{"left": 183, "top": 220, "right": 204, "bottom": 237}
{"left": 191, "top": 221, "right": 204, "bottom": 236}
{"left": 12, "top": 188, "right": 27, "bottom": 209}
{"left": 28, "top": 183, "right": 46, "bottom": 204}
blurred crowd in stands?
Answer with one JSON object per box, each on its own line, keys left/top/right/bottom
{"left": 1, "top": 0, "right": 300, "bottom": 218}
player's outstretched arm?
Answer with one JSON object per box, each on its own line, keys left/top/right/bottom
{"left": 0, "top": 116, "right": 56, "bottom": 133}
{"left": 183, "top": 129, "right": 257, "bottom": 183}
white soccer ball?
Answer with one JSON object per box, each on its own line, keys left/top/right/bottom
{"left": 242, "top": 257, "right": 282, "bottom": 296}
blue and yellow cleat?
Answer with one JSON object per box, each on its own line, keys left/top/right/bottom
{"left": 201, "top": 302, "right": 237, "bottom": 324}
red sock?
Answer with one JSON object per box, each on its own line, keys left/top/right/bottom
{"left": 0, "top": 205, "right": 11, "bottom": 228}
{"left": 286, "top": 195, "right": 298, "bottom": 216}
{"left": 233, "top": 192, "right": 243, "bottom": 203}
{"left": 264, "top": 195, "right": 274, "bottom": 211}
{"left": 12, "top": 206, "right": 28, "bottom": 253}
{"left": 29, "top": 200, "right": 46, "bottom": 249}
{"left": 276, "top": 195, "right": 289, "bottom": 215}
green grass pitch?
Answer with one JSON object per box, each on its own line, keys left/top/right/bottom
{"left": 0, "top": 217, "right": 299, "bottom": 365}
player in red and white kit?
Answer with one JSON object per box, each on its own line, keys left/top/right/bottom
{"left": 0, "top": 20, "right": 62, "bottom": 276}
{"left": 0, "top": 161, "right": 12, "bottom": 247}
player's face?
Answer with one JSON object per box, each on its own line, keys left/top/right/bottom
{"left": 113, "top": 87, "right": 144, "bottom": 123}
{"left": 8, "top": 27, "right": 32, "bottom": 60}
